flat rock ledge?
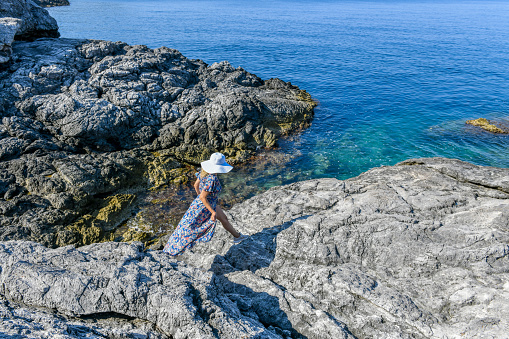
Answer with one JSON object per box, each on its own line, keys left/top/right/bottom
{"left": 1, "top": 158, "right": 508, "bottom": 338}
{"left": 0, "top": 37, "right": 315, "bottom": 248}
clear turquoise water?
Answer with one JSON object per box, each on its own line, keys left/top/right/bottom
{"left": 49, "top": 0, "right": 509, "bottom": 186}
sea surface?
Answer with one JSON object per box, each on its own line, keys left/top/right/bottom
{"left": 49, "top": 0, "right": 509, "bottom": 229}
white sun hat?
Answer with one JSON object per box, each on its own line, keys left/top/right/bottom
{"left": 201, "top": 152, "right": 233, "bottom": 174}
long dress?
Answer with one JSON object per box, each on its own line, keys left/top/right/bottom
{"left": 163, "top": 172, "right": 221, "bottom": 256}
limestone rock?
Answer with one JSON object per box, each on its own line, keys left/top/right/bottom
{"left": 1, "top": 158, "right": 507, "bottom": 338}
{"left": 0, "top": 241, "right": 288, "bottom": 338}
{"left": 0, "top": 0, "right": 59, "bottom": 41}
{"left": 0, "top": 17, "right": 21, "bottom": 64}
{"left": 177, "top": 157, "right": 509, "bottom": 338}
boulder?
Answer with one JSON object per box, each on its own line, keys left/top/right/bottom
{"left": 0, "top": 18, "right": 21, "bottom": 64}
{"left": 0, "top": 158, "right": 507, "bottom": 338}
{"left": 0, "top": 0, "right": 59, "bottom": 41}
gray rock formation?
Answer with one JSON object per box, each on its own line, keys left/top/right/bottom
{"left": 1, "top": 158, "right": 507, "bottom": 338}
{"left": 178, "top": 157, "right": 509, "bottom": 338}
{"left": 0, "top": 241, "right": 287, "bottom": 338}
{"left": 0, "top": 0, "right": 59, "bottom": 41}
{"left": 0, "top": 37, "right": 315, "bottom": 248}
{"left": 0, "top": 17, "right": 21, "bottom": 63}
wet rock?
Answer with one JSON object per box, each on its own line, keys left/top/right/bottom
{"left": 0, "top": 0, "right": 59, "bottom": 41}
{"left": 466, "top": 117, "right": 509, "bottom": 134}
{"left": 0, "top": 37, "right": 315, "bottom": 248}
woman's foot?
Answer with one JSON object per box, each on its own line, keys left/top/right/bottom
{"left": 233, "top": 233, "right": 249, "bottom": 244}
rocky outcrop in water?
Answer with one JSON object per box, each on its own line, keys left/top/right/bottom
{"left": 33, "top": 0, "right": 70, "bottom": 8}
{"left": 1, "top": 158, "right": 507, "bottom": 338}
{"left": 0, "top": 36, "right": 315, "bottom": 248}
{"left": 0, "top": 0, "right": 59, "bottom": 42}
{"left": 466, "top": 117, "right": 509, "bottom": 134}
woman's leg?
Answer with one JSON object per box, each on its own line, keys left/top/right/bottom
{"left": 216, "top": 206, "right": 241, "bottom": 238}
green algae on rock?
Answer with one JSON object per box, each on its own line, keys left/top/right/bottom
{"left": 57, "top": 193, "right": 136, "bottom": 247}
{"left": 466, "top": 118, "right": 509, "bottom": 134}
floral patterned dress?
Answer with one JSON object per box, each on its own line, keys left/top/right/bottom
{"left": 163, "top": 172, "right": 221, "bottom": 256}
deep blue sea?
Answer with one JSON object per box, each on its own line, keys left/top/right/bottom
{"left": 49, "top": 0, "right": 509, "bottom": 192}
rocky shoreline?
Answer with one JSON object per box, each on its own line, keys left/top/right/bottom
{"left": 1, "top": 1, "right": 508, "bottom": 338}
{"left": 0, "top": 0, "right": 316, "bottom": 248}
{"left": 1, "top": 158, "right": 508, "bottom": 338}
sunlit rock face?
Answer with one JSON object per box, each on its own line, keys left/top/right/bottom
{"left": 179, "top": 157, "right": 509, "bottom": 338}
{"left": 1, "top": 158, "right": 508, "bottom": 338}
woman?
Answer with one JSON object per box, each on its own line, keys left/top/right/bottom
{"left": 163, "top": 152, "right": 248, "bottom": 256}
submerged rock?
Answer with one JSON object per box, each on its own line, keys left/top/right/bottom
{"left": 0, "top": 158, "right": 507, "bottom": 338}
{"left": 466, "top": 117, "right": 509, "bottom": 134}
{"left": 0, "top": 37, "right": 315, "bottom": 248}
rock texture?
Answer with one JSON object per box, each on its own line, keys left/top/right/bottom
{"left": 0, "top": 0, "right": 59, "bottom": 41}
{"left": 0, "top": 37, "right": 315, "bottom": 248}
{"left": 1, "top": 158, "right": 508, "bottom": 338}
{"left": 179, "top": 157, "right": 509, "bottom": 338}
{"left": 0, "top": 241, "right": 285, "bottom": 338}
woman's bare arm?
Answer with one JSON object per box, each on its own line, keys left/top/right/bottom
{"left": 199, "top": 190, "right": 216, "bottom": 221}
{"left": 194, "top": 179, "right": 200, "bottom": 195}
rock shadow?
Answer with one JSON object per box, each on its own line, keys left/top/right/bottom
{"left": 210, "top": 215, "right": 311, "bottom": 276}
{"left": 208, "top": 216, "right": 312, "bottom": 339}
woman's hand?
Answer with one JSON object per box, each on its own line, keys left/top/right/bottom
{"left": 194, "top": 179, "right": 200, "bottom": 195}
{"left": 210, "top": 211, "right": 216, "bottom": 221}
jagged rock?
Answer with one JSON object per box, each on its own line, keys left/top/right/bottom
{"left": 33, "top": 0, "right": 70, "bottom": 8}
{"left": 0, "top": 17, "right": 21, "bottom": 64}
{"left": 0, "top": 37, "right": 315, "bottom": 248}
{"left": 0, "top": 158, "right": 507, "bottom": 338}
{"left": 0, "top": 0, "right": 59, "bottom": 41}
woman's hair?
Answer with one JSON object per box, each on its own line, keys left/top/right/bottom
{"left": 199, "top": 169, "right": 209, "bottom": 178}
